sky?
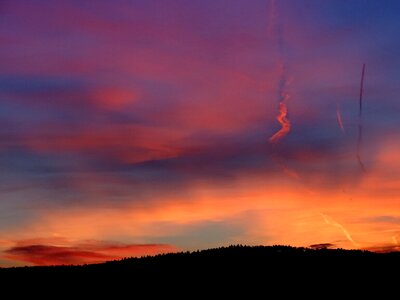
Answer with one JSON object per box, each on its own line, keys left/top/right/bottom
{"left": 1, "top": 0, "right": 400, "bottom": 266}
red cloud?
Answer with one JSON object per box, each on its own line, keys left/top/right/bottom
{"left": 3, "top": 241, "right": 177, "bottom": 266}
{"left": 23, "top": 123, "right": 191, "bottom": 164}
{"left": 89, "top": 87, "right": 138, "bottom": 110}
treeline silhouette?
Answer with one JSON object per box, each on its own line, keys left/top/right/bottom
{"left": 1, "top": 245, "right": 399, "bottom": 294}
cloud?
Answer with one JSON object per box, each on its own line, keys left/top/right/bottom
{"left": 363, "top": 244, "right": 400, "bottom": 253}
{"left": 89, "top": 87, "right": 138, "bottom": 111}
{"left": 367, "top": 216, "right": 400, "bottom": 224}
{"left": 309, "top": 243, "right": 335, "bottom": 250}
{"left": 3, "top": 240, "right": 177, "bottom": 266}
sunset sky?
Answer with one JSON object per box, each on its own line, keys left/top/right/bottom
{"left": 1, "top": 0, "right": 400, "bottom": 266}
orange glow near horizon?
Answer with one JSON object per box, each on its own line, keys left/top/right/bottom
{"left": 2, "top": 146, "right": 400, "bottom": 265}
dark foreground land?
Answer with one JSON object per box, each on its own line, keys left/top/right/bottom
{"left": 1, "top": 245, "right": 399, "bottom": 295}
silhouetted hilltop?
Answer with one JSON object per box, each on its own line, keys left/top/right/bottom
{"left": 1, "top": 245, "right": 399, "bottom": 294}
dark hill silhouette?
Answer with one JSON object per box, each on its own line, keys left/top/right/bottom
{"left": 1, "top": 245, "right": 399, "bottom": 296}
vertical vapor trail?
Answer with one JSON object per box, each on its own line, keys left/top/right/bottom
{"left": 268, "top": 0, "right": 292, "bottom": 144}
{"left": 267, "top": 1, "right": 297, "bottom": 179}
{"left": 320, "top": 213, "right": 359, "bottom": 248}
{"left": 336, "top": 104, "right": 345, "bottom": 133}
{"left": 357, "top": 64, "right": 366, "bottom": 171}
{"left": 392, "top": 236, "right": 398, "bottom": 246}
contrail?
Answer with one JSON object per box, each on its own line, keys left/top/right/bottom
{"left": 392, "top": 236, "right": 398, "bottom": 246}
{"left": 266, "top": 0, "right": 296, "bottom": 179}
{"left": 359, "top": 64, "right": 365, "bottom": 117}
{"left": 268, "top": 1, "right": 292, "bottom": 144}
{"left": 320, "top": 213, "right": 359, "bottom": 248}
{"left": 336, "top": 104, "right": 345, "bottom": 133}
{"left": 357, "top": 63, "right": 366, "bottom": 171}
{"left": 269, "top": 83, "right": 291, "bottom": 143}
